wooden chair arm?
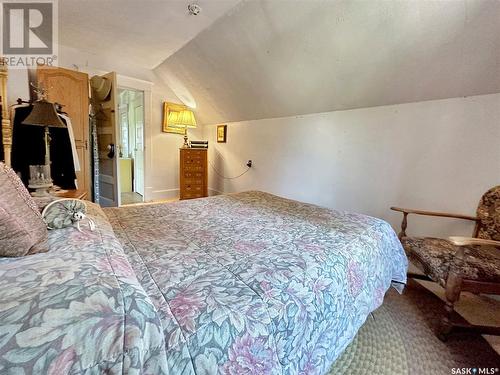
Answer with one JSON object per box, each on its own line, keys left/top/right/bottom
{"left": 390, "top": 207, "right": 478, "bottom": 221}
{"left": 448, "top": 236, "right": 500, "bottom": 247}
{"left": 390, "top": 207, "right": 479, "bottom": 239}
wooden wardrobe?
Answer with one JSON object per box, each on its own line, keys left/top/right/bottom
{"left": 37, "top": 66, "right": 91, "bottom": 196}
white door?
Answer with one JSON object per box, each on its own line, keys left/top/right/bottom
{"left": 94, "top": 72, "right": 120, "bottom": 207}
{"left": 133, "top": 103, "right": 144, "bottom": 196}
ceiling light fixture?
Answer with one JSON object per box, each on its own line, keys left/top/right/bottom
{"left": 188, "top": 3, "right": 201, "bottom": 15}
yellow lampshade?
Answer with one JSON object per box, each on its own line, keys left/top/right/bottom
{"left": 168, "top": 109, "right": 197, "bottom": 128}
{"left": 167, "top": 111, "right": 179, "bottom": 125}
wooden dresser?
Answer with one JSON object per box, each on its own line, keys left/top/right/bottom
{"left": 179, "top": 148, "right": 208, "bottom": 200}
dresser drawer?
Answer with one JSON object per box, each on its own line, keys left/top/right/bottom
{"left": 183, "top": 150, "right": 204, "bottom": 158}
{"left": 181, "top": 192, "right": 204, "bottom": 200}
{"left": 184, "top": 157, "right": 203, "bottom": 165}
{"left": 184, "top": 171, "right": 204, "bottom": 179}
{"left": 184, "top": 178, "right": 204, "bottom": 185}
{"left": 183, "top": 165, "right": 204, "bottom": 172}
{"left": 183, "top": 184, "right": 204, "bottom": 194}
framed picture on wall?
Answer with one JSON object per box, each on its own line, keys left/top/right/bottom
{"left": 162, "top": 102, "right": 187, "bottom": 134}
{"left": 217, "top": 125, "right": 227, "bottom": 143}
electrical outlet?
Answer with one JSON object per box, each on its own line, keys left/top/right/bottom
{"left": 246, "top": 160, "right": 252, "bottom": 168}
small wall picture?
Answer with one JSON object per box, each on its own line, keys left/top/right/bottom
{"left": 217, "top": 125, "right": 227, "bottom": 143}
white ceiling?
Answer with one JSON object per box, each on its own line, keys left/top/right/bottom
{"left": 59, "top": 0, "right": 240, "bottom": 69}
{"left": 155, "top": 0, "right": 500, "bottom": 125}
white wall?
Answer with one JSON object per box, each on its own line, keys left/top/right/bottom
{"left": 204, "top": 93, "right": 500, "bottom": 237}
{"left": 157, "top": 0, "right": 500, "bottom": 125}
{"left": 6, "top": 44, "right": 188, "bottom": 202}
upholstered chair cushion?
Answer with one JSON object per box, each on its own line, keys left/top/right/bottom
{"left": 477, "top": 185, "right": 500, "bottom": 241}
{"left": 0, "top": 163, "right": 48, "bottom": 256}
{"left": 401, "top": 237, "right": 500, "bottom": 287}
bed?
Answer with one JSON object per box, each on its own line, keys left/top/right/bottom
{"left": 0, "top": 191, "right": 407, "bottom": 374}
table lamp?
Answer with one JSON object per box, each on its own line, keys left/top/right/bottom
{"left": 168, "top": 109, "right": 197, "bottom": 148}
{"left": 22, "top": 97, "right": 66, "bottom": 195}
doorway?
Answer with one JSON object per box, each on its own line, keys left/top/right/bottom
{"left": 118, "top": 88, "right": 145, "bottom": 205}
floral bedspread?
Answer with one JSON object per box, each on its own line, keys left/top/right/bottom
{"left": 105, "top": 191, "right": 408, "bottom": 374}
{"left": 0, "top": 204, "right": 167, "bottom": 374}
{"left": 0, "top": 191, "right": 407, "bottom": 374}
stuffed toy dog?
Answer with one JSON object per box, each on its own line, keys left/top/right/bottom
{"left": 41, "top": 198, "right": 95, "bottom": 232}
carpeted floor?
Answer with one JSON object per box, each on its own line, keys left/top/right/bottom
{"left": 328, "top": 280, "right": 500, "bottom": 374}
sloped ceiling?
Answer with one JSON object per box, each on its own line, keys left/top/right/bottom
{"left": 59, "top": 0, "right": 240, "bottom": 69}
{"left": 154, "top": 0, "right": 500, "bottom": 125}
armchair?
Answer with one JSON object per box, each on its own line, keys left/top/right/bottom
{"left": 391, "top": 186, "right": 500, "bottom": 340}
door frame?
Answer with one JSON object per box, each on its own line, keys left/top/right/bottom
{"left": 95, "top": 72, "right": 120, "bottom": 207}
{"left": 116, "top": 75, "right": 153, "bottom": 203}
{"left": 132, "top": 103, "right": 145, "bottom": 196}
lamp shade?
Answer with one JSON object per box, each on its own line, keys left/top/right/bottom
{"left": 22, "top": 99, "right": 66, "bottom": 128}
{"left": 168, "top": 109, "right": 197, "bottom": 128}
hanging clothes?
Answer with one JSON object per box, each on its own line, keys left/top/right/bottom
{"left": 11, "top": 104, "right": 45, "bottom": 186}
{"left": 49, "top": 116, "right": 77, "bottom": 189}
{"left": 58, "top": 113, "right": 80, "bottom": 172}
{"left": 11, "top": 104, "right": 77, "bottom": 189}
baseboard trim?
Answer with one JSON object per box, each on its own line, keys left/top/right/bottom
{"left": 208, "top": 188, "right": 223, "bottom": 196}
{"left": 150, "top": 188, "right": 180, "bottom": 201}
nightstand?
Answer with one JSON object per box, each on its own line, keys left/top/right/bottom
{"left": 53, "top": 189, "right": 88, "bottom": 200}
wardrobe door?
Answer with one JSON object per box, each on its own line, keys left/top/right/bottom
{"left": 37, "top": 66, "right": 90, "bottom": 196}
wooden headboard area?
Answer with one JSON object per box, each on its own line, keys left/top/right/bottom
{"left": 0, "top": 62, "right": 10, "bottom": 166}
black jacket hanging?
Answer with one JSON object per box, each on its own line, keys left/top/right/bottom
{"left": 11, "top": 105, "right": 76, "bottom": 189}
{"left": 49, "top": 116, "right": 77, "bottom": 189}
{"left": 11, "top": 105, "right": 45, "bottom": 185}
